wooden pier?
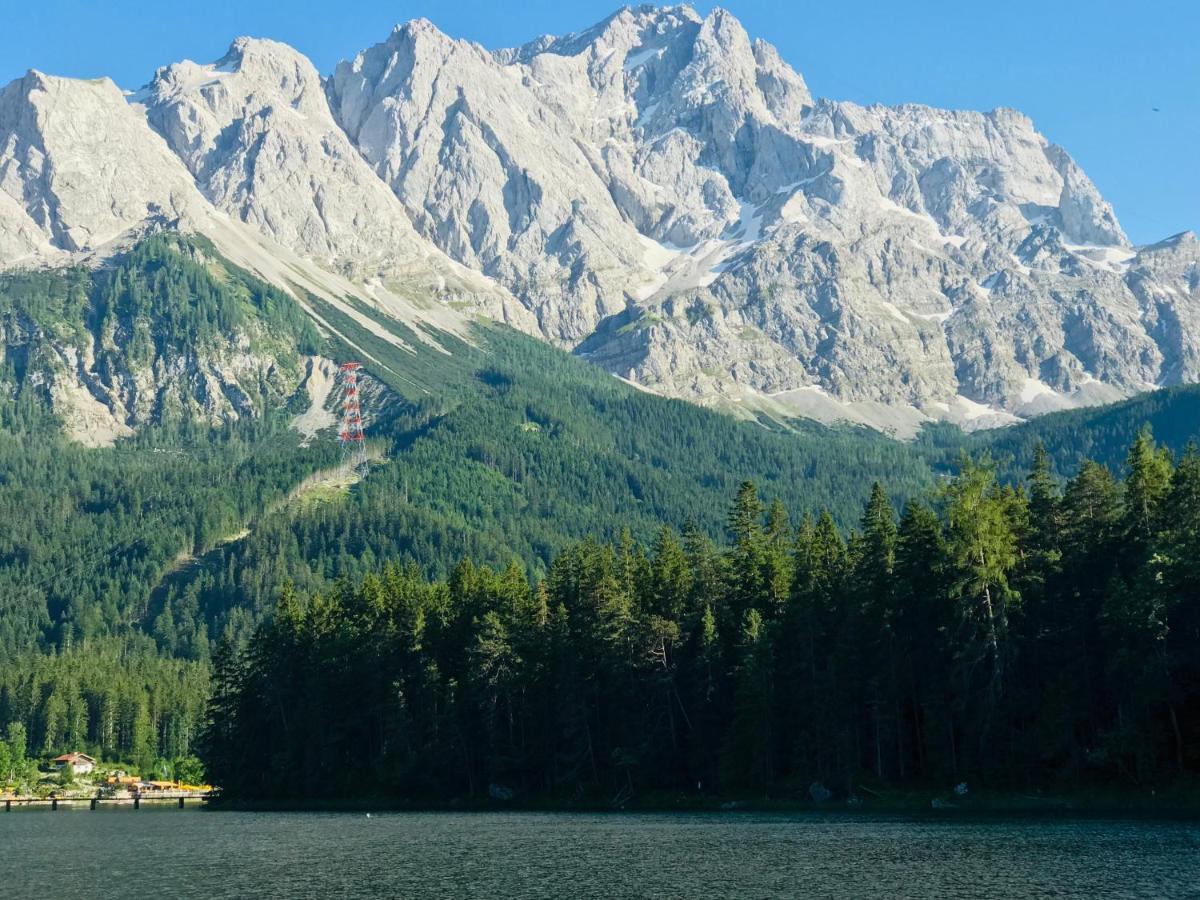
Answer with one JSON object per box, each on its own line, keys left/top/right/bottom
{"left": 4, "top": 792, "right": 213, "bottom": 811}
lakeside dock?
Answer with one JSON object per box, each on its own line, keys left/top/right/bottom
{"left": 4, "top": 792, "right": 213, "bottom": 811}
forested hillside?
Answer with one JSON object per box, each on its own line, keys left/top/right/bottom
{"left": 151, "top": 322, "right": 948, "bottom": 653}
{"left": 0, "top": 234, "right": 341, "bottom": 653}
{"left": 921, "top": 385, "right": 1200, "bottom": 482}
{"left": 0, "top": 237, "right": 938, "bottom": 774}
{"left": 0, "top": 238, "right": 947, "bottom": 654}
{"left": 0, "top": 234, "right": 320, "bottom": 440}
{"left": 0, "top": 235, "right": 1198, "bottom": 787}
{"left": 205, "top": 433, "right": 1200, "bottom": 801}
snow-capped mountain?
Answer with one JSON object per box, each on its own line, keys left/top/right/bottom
{"left": 2, "top": 4, "right": 1197, "bottom": 436}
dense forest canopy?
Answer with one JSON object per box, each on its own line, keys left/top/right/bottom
{"left": 0, "top": 235, "right": 1197, "bottom": 790}
{"left": 204, "top": 433, "right": 1200, "bottom": 801}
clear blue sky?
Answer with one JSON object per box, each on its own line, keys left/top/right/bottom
{"left": 3, "top": 0, "right": 1196, "bottom": 244}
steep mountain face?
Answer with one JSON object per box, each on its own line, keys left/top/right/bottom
{"left": 0, "top": 58, "right": 536, "bottom": 305}
{"left": 325, "top": 6, "right": 816, "bottom": 343}
{"left": 0, "top": 58, "right": 520, "bottom": 434}
{"left": 0, "top": 4, "right": 1196, "bottom": 440}
{"left": 0, "top": 71, "right": 212, "bottom": 264}
{"left": 138, "top": 38, "right": 529, "bottom": 328}
{"left": 328, "top": 5, "right": 1199, "bottom": 432}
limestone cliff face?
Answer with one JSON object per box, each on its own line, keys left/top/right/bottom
{"left": 139, "top": 37, "right": 525, "bottom": 326}
{"left": 325, "top": 5, "right": 1197, "bottom": 428}
{"left": 3, "top": 306, "right": 298, "bottom": 447}
{"left": 0, "top": 70, "right": 211, "bottom": 262}
{"left": 1, "top": 5, "right": 1196, "bottom": 435}
{"left": 0, "top": 52, "right": 530, "bottom": 340}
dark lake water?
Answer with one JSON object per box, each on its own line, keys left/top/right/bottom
{"left": 2, "top": 808, "right": 1197, "bottom": 898}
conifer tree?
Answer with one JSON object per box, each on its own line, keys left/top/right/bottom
{"left": 942, "top": 455, "right": 1019, "bottom": 699}
{"left": 1121, "top": 426, "right": 1174, "bottom": 566}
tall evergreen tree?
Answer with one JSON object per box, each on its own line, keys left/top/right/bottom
{"left": 942, "top": 456, "right": 1020, "bottom": 701}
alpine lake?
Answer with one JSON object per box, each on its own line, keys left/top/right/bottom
{"left": 2, "top": 807, "right": 1197, "bottom": 898}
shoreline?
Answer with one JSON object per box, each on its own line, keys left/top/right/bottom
{"left": 204, "top": 786, "right": 1200, "bottom": 820}
{"left": 1, "top": 794, "right": 210, "bottom": 809}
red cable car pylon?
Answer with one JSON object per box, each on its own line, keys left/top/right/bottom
{"left": 338, "top": 362, "right": 368, "bottom": 474}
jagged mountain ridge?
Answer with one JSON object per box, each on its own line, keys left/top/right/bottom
{"left": 0, "top": 56, "right": 521, "bottom": 439}
{"left": 1, "top": 4, "right": 1196, "bottom": 438}
{"left": 138, "top": 37, "right": 533, "bottom": 331}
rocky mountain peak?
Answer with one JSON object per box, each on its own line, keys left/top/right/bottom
{"left": 217, "top": 37, "right": 325, "bottom": 104}
{"left": 0, "top": 69, "right": 210, "bottom": 258}
{"left": 321, "top": 7, "right": 1200, "bottom": 429}
{"left": 1043, "top": 143, "right": 1127, "bottom": 247}
{"left": 1, "top": 5, "right": 1196, "bottom": 439}
{"left": 137, "top": 35, "right": 523, "bottom": 323}
{"left": 498, "top": 5, "right": 702, "bottom": 64}
{"left": 1149, "top": 230, "right": 1198, "bottom": 252}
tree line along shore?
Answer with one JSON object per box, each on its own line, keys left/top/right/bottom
{"left": 201, "top": 431, "right": 1200, "bottom": 806}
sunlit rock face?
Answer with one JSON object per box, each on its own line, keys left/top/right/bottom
{"left": 323, "top": 5, "right": 1196, "bottom": 429}
{"left": 2, "top": 5, "right": 1196, "bottom": 433}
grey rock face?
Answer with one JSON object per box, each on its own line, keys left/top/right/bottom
{"left": 325, "top": 5, "right": 1197, "bottom": 427}
{"left": 0, "top": 49, "right": 531, "bottom": 331}
{"left": 1125, "top": 232, "right": 1200, "bottom": 386}
{"left": 0, "top": 288, "right": 306, "bottom": 447}
{"left": 0, "top": 70, "right": 212, "bottom": 261}
{"left": 0, "top": 4, "right": 1196, "bottom": 437}
{"left": 139, "top": 38, "right": 518, "bottom": 314}
{"left": 325, "top": 5, "right": 820, "bottom": 343}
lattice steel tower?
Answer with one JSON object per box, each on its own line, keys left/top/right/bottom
{"left": 338, "top": 362, "right": 368, "bottom": 473}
